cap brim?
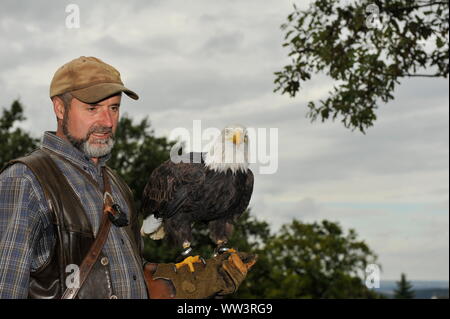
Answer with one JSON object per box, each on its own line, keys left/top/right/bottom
{"left": 71, "top": 82, "right": 139, "bottom": 104}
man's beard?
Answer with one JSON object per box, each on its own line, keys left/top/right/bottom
{"left": 62, "top": 116, "right": 115, "bottom": 158}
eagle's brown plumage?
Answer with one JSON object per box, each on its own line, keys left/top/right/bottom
{"left": 140, "top": 151, "right": 254, "bottom": 251}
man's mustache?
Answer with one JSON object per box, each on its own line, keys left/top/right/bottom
{"left": 87, "top": 126, "right": 113, "bottom": 137}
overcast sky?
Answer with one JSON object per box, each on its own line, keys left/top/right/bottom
{"left": 1, "top": 0, "right": 448, "bottom": 282}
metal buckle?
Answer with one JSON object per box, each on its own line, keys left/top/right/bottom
{"left": 103, "top": 192, "right": 129, "bottom": 227}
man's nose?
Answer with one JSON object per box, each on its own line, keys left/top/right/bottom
{"left": 99, "top": 108, "right": 114, "bottom": 127}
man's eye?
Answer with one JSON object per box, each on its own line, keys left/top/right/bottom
{"left": 88, "top": 107, "right": 96, "bottom": 111}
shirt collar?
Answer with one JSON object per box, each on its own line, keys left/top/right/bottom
{"left": 40, "top": 131, "right": 111, "bottom": 171}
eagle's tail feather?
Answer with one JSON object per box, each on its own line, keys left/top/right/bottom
{"left": 141, "top": 215, "right": 165, "bottom": 240}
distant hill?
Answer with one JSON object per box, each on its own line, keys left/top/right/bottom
{"left": 374, "top": 280, "right": 449, "bottom": 299}
{"left": 415, "top": 289, "right": 448, "bottom": 299}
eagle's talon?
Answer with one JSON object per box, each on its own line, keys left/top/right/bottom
{"left": 175, "top": 255, "right": 203, "bottom": 272}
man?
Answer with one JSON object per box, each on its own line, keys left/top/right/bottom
{"left": 0, "top": 56, "right": 255, "bottom": 299}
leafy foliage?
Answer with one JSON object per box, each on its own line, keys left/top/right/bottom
{"left": 255, "top": 220, "right": 381, "bottom": 298}
{"left": 0, "top": 100, "right": 39, "bottom": 168}
{"left": 275, "top": 0, "right": 449, "bottom": 132}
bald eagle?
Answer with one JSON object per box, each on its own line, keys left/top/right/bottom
{"left": 140, "top": 125, "right": 254, "bottom": 266}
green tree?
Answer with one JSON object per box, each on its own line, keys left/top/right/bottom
{"left": 275, "top": 0, "right": 449, "bottom": 133}
{"left": 394, "top": 273, "right": 415, "bottom": 299}
{"left": 260, "top": 219, "right": 382, "bottom": 298}
{"left": 0, "top": 100, "right": 39, "bottom": 167}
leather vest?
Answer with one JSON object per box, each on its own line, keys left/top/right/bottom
{"left": 1, "top": 149, "right": 144, "bottom": 299}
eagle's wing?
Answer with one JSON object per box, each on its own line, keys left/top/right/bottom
{"left": 141, "top": 154, "right": 206, "bottom": 240}
{"left": 140, "top": 154, "right": 205, "bottom": 219}
{"left": 140, "top": 160, "right": 178, "bottom": 219}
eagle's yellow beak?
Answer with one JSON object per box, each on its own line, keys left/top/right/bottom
{"left": 232, "top": 131, "right": 242, "bottom": 145}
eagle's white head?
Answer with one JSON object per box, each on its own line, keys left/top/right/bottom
{"left": 204, "top": 124, "right": 250, "bottom": 174}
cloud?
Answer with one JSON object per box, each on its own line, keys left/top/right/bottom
{"left": 198, "top": 31, "right": 245, "bottom": 57}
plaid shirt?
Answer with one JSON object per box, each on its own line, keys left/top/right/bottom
{"left": 0, "top": 131, "right": 148, "bottom": 299}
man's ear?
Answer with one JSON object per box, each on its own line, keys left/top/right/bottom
{"left": 52, "top": 97, "right": 65, "bottom": 121}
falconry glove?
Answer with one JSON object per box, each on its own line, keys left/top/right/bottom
{"left": 143, "top": 251, "right": 257, "bottom": 299}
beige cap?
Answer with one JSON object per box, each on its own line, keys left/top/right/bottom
{"left": 49, "top": 56, "right": 139, "bottom": 103}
